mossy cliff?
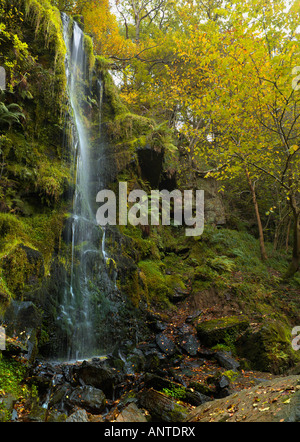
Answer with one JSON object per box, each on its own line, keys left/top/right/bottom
{"left": 0, "top": 0, "right": 70, "bottom": 310}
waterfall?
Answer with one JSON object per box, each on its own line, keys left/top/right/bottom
{"left": 57, "top": 14, "right": 115, "bottom": 361}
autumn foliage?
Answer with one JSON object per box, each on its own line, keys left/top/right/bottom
{"left": 73, "top": 0, "right": 134, "bottom": 58}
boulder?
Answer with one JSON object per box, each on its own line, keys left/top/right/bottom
{"left": 138, "top": 388, "right": 189, "bottom": 422}
{"left": 116, "top": 403, "right": 147, "bottom": 422}
{"left": 66, "top": 408, "right": 89, "bottom": 422}
{"left": 214, "top": 351, "right": 240, "bottom": 371}
{"left": 195, "top": 315, "right": 249, "bottom": 347}
{"left": 144, "top": 373, "right": 211, "bottom": 406}
{"left": 236, "top": 320, "right": 300, "bottom": 374}
{"left": 73, "top": 359, "right": 124, "bottom": 396}
{"left": 66, "top": 385, "right": 106, "bottom": 414}
{"left": 155, "top": 333, "right": 176, "bottom": 356}
{"left": 178, "top": 334, "right": 200, "bottom": 356}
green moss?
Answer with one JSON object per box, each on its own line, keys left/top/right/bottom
{"left": 237, "top": 320, "right": 300, "bottom": 374}
{"left": 95, "top": 55, "right": 112, "bottom": 70}
{"left": 107, "top": 113, "right": 155, "bottom": 142}
{"left": 222, "top": 370, "right": 240, "bottom": 382}
{"left": 21, "top": 0, "right": 66, "bottom": 72}
{"left": 196, "top": 315, "right": 249, "bottom": 348}
{"left": 99, "top": 69, "right": 128, "bottom": 118}
{"left": 162, "top": 386, "right": 186, "bottom": 400}
{"left": 0, "top": 354, "right": 29, "bottom": 422}
{"left": 83, "top": 34, "right": 95, "bottom": 74}
{"left": 35, "top": 159, "right": 71, "bottom": 205}
{"left": 138, "top": 259, "right": 173, "bottom": 308}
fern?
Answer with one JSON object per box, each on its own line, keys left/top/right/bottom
{"left": 207, "top": 255, "right": 235, "bottom": 273}
{"left": 0, "top": 101, "right": 25, "bottom": 128}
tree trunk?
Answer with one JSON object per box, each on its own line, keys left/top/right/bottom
{"left": 244, "top": 168, "right": 268, "bottom": 261}
{"left": 285, "top": 203, "right": 300, "bottom": 279}
{"left": 135, "top": 16, "right": 140, "bottom": 43}
{"left": 286, "top": 218, "right": 291, "bottom": 253}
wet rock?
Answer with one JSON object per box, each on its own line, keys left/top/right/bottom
{"left": 25, "top": 404, "right": 47, "bottom": 422}
{"left": 73, "top": 359, "right": 124, "bottom": 396}
{"left": 144, "top": 373, "right": 211, "bottom": 406}
{"left": 28, "top": 361, "right": 58, "bottom": 393}
{"left": 153, "top": 321, "right": 167, "bottom": 332}
{"left": 155, "top": 333, "right": 176, "bottom": 356}
{"left": 169, "top": 287, "right": 190, "bottom": 303}
{"left": 187, "top": 358, "right": 206, "bottom": 368}
{"left": 146, "top": 310, "right": 168, "bottom": 333}
{"left": 197, "top": 348, "right": 216, "bottom": 359}
{"left": 138, "top": 388, "right": 189, "bottom": 422}
{"left": 219, "top": 374, "right": 230, "bottom": 389}
{"left": 143, "top": 348, "right": 164, "bottom": 372}
{"left": 178, "top": 334, "right": 200, "bottom": 356}
{"left": 49, "top": 383, "right": 72, "bottom": 412}
{"left": 125, "top": 349, "right": 146, "bottom": 374}
{"left": 66, "top": 385, "right": 106, "bottom": 414}
{"left": 4, "top": 301, "right": 42, "bottom": 361}
{"left": 214, "top": 351, "right": 240, "bottom": 371}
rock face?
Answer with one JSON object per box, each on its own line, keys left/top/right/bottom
{"left": 4, "top": 300, "right": 42, "bottom": 361}
{"left": 186, "top": 376, "right": 300, "bottom": 422}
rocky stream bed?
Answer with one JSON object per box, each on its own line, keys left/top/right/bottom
{"left": 5, "top": 304, "right": 300, "bottom": 423}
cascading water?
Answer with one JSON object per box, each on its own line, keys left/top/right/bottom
{"left": 57, "top": 14, "right": 118, "bottom": 360}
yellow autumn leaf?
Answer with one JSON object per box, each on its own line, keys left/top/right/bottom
{"left": 289, "top": 145, "right": 299, "bottom": 153}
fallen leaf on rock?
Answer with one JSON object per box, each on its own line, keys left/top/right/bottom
{"left": 258, "top": 407, "right": 270, "bottom": 412}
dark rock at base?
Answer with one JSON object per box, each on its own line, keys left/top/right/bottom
{"left": 178, "top": 334, "right": 201, "bottom": 356}
{"left": 66, "top": 385, "right": 106, "bottom": 414}
{"left": 144, "top": 373, "right": 211, "bottom": 406}
{"left": 185, "top": 310, "right": 202, "bottom": 324}
{"left": 138, "top": 388, "right": 189, "bottom": 422}
{"left": 4, "top": 300, "right": 42, "bottom": 361}
{"left": 73, "top": 359, "right": 124, "bottom": 396}
{"left": 219, "top": 374, "right": 230, "bottom": 389}
{"left": 155, "top": 333, "right": 176, "bottom": 356}
{"left": 214, "top": 351, "right": 240, "bottom": 371}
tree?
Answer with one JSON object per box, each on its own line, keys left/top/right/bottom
{"left": 143, "top": 0, "right": 300, "bottom": 272}
{"left": 74, "top": 0, "right": 134, "bottom": 59}
{"left": 115, "top": 0, "right": 171, "bottom": 43}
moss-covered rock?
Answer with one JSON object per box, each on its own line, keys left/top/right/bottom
{"left": 195, "top": 315, "right": 249, "bottom": 348}
{"left": 236, "top": 320, "right": 300, "bottom": 374}
{"left": 2, "top": 244, "right": 44, "bottom": 298}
